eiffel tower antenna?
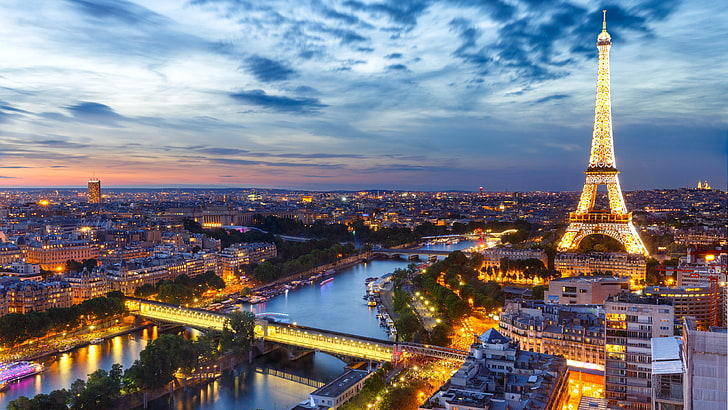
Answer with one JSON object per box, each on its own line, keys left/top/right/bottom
{"left": 557, "top": 11, "right": 649, "bottom": 256}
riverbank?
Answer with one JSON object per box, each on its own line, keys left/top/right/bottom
{"left": 247, "top": 252, "right": 372, "bottom": 300}
{"left": 0, "top": 316, "right": 153, "bottom": 364}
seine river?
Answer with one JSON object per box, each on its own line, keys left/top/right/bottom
{"left": 0, "top": 240, "right": 476, "bottom": 409}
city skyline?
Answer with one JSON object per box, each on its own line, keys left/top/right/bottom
{"left": 0, "top": 0, "right": 725, "bottom": 191}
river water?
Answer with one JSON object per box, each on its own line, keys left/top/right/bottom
{"left": 0, "top": 240, "right": 476, "bottom": 409}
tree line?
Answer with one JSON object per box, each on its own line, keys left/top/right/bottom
{"left": 0, "top": 293, "right": 125, "bottom": 347}
{"left": 252, "top": 242, "right": 356, "bottom": 282}
{"left": 133, "top": 271, "right": 226, "bottom": 305}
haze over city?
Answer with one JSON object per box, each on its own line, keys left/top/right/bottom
{"left": 0, "top": 0, "right": 725, "bottom": 191}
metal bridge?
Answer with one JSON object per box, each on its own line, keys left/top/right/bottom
{"left": 126, "top": 298, "right": 467, "bottom": 363}
{"left": 373, "top": 248, "right": 455, "bottom": 258}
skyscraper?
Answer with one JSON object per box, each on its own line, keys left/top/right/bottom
{"left": 87, "top": 179, "right": 101, "bottom": 204}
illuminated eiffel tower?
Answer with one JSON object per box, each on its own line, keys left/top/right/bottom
{"left": 557, "top": 11, "right": 649, "bottom": 256}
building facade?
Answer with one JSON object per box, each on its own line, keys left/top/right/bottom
{"left": 681, "top": 317, "right": 727, "bottom": 410}
{"left": 643, "top": 285, "right": 724, "bottom": 327}
{"left": 556, "top": 252, "right": 646, "bottom": 288}
{"left": 544, "top": 276, "right": 630, "bottom": 305}
{"left": 65, "top": 268, "right": 110, "bottom": 304}
{"left": 23, "top": 241, "right": 99, "bottom": 272}
{"left": 499, "top": 300, "right": 605, "bottom": 368}
{"left": 604, "top": 293, "right": 675, "bottom": 410}
{"left": 4, "top": 279, "right": 73, "bottom": 313}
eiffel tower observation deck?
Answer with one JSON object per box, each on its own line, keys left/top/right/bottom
{"left": 558, "top": 11, "right": 649, "bottom": 256}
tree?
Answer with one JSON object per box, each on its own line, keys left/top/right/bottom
{"left": 69, "top": 364, "right": 122, "bottom": 409}
{"left": 124, "top": 334, "right": 198, "bottom": 390}
{"left": 133, "top": 283, "right": 157, "bottom": 298}
{"left": 394, "top": 310, "right": 420, "bottom": 341}
{"left": 156, "top": 282, "right": 195, "bottom": 305}
{"left": 220, "top": 310, "right": 256, "bottom": 356}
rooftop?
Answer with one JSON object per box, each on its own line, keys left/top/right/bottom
{"left": 309, "top": 369, "right": 369, "bottom": 398}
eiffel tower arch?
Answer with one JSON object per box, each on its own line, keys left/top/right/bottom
{"left": 557, "top": 11, "right": 649, "bottom": 256}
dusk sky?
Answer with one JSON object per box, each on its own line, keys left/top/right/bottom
{"left": 0, "top": 0, "right": 725, "bottom": 191}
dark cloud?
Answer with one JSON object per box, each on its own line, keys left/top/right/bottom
{"left": 0, "top": 166, "right": 33, "bottom": 169}
{"left": 0, "top": 176, "right": 17, "bottom": 179}
{"left": 219, "top": 175, "right": 235, "bottom": 178}
{"left": 0, "top": 101, "right": 29, "bottom": 114}
{"left": 534, "top": 94, "right": 570, "bottom": 104}
{"left": 298, "top": 50, "right": 324, "bottom": 60}
{"left": 343, "top": 0, "right": 429, "bottom": 27}
{"left": 229, "top": 90, "right": 327, "bottom": 113}
{"left": 65, "top": 101, "right": 126, "bottom": 125}
{"left": 209, "top": 157, "right": 343, "bottom": 168}
{"left": 65, "top": 0, "right": 166, "bottom": 25}
{"left": 320, "top": 6, "right": 362, "bottom": 25}
{"left": 243, "top": 55, "right": 296, "bottom": 83}
{"left": 259, "top": 152, "right": 364, "bottom": 159}
{"left": 197, "top": 147, "right": 250, "bottom": 156}
{"left": 448, "top": 2, "right": 681, "bottom": 87}
{"left": 384, "top": 53, "right": 403, "bottom": 59}
{"left": 31, "top": 139, "right": 90, "bottom": 149}
{"left": 386, "top": 64, "right": 409, "bottom": 72}
{"left": 0, "top": 101, "right": 29, "bottom": 123}
{"left": 323, "top": 27, "right": 369, "bottom": 44}
{"left": 447, "top": 0, "right": 515, "bottom": 22}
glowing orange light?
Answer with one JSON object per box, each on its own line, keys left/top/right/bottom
{"left": 38, "top": 199, "right": 49, "bottom": 206}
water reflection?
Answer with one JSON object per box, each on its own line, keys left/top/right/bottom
{"left": 1, "top": 249, "right": 478, "bottom": 409}
{"left": 0, "top": 329, "right": 156, "bottom": 408}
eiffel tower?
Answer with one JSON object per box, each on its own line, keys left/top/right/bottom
{"left": 557, "top": 11, "right": 649, "bottom": 256}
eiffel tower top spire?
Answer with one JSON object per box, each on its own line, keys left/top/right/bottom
{"left": 589, "top": 9, "right": 615, "bottom": 171}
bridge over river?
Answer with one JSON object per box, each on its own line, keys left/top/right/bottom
{"left": 126, "top": 298, "right": 467, "bottom": 363}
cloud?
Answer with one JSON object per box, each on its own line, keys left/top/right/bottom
{"left": 384, "top": 53, "right": 403, "bottom": 59}
{"left": 386, "top": 64, "right": 409, "bottom": 72}
{"left": 66, "top": 0, "right": 165, "bottom": 25}
{"left": 342, "top": 0, "right": 429, "bottom": 28}
{"left": 209, "top": 157, "right": 344, "bottom": 168}
{"left": 229, "top": 90, "right": 327, "bottom": 113}
{"left": 196, "top": 147, "right": 250, "bottom": 156}
{"left": 65, "top": 102, "right": 126, "bottom": 125}
{"left": 534, "top": 94, "right": 569, "bottom": 104}
{"left": 243, "top": 55, "right": 297, "bottom": 83}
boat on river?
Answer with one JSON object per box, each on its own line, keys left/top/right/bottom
{"left": 0, "top": 361, "right": 44, "bottom": 391}
{"left": 320, "top": 277, "right": 334, "bottom": 286}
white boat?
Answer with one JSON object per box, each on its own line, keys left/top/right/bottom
{"left": 90, "top": 337, "right": 104, "bottom": 344}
